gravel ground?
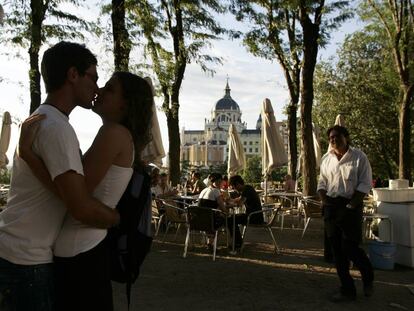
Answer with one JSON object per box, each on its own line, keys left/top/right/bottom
{"left": 113, "top": 219, "right": 414, "bottom": 311}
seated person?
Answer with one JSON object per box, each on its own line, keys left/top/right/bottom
{"left": 190, "top": 172, "right": 206, "bottom": 195}
{"left": 198, "top": 173, "right": 227, "bottom": 247}
{"left": 151, "top": 172, "right": 178, "bottom": 199}
{"left": 228, "top": 175, "right": 264, "bottom": 248}
{"left": 283, "top": 174, "right": 296, "bottom": 192}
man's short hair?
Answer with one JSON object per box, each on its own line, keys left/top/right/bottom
{"left": 41, "top": 41, "right": 97, "bottom": 93}
{"left": 193, "top": 172, "right": 201, "bottom": 178}
{"left": 326, "top": 125, "right": 351, "bottom": 145}
{"left": 229, "top": 175, "right": 244, "bottom": 187}
{"left": 209, "top": 173, "right": 222, "bottom": 183}
{"left": 327, "top": 125, "right": 349, "bottom": 139}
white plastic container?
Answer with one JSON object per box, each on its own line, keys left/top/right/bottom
{"left": 373, "top": 188, "right": 414, "bottom": 203}
{"left": 377, "top": 201, "right": 414, "bottom": 267}
{"left": 389, "top": 179, "right": 409, "bottom": 190}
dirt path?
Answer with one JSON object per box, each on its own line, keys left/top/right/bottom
{"left": 113, "top": 220, "right": 414, "bottom": 311}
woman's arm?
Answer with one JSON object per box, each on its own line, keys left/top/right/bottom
{"left": 82, "top": 123, "right": 132, "bottom": 192}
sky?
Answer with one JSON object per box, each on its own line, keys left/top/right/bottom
{"left": 0, "top": 1, "right": 363, "bottom": 166}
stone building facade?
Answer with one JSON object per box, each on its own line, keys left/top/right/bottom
{"left": 180, "top": 81, "right": 288, "bottom": 168}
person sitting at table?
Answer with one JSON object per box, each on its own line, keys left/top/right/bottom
{"left": 152, "top": 172, "right": 177, "bottom": 199}
{"left": 283, "top": 174, "right": 296, "bottom": 192}
{"left": 228, "top": 175, "right": 264, "bottom": 249}
{"left": 190, "top": 171, "right": 206, "bottom": 195}
{"left": 198, "top": 173, "right": 227, "bottom": 248}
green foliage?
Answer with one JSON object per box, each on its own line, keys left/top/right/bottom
{"left": 0, "top": 168, "right": 11, "bottom": 185}
{"left": 1, "top": 1, "right": 94, "bottom": 49}
{"left": 242, "top": 155, "right": 262, "bottom": 184}
{"left": 313, "top": 29, "right": 400, "bottom": 178}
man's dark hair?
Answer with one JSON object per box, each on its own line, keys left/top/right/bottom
{"left": 194, "top": 172, "right": 201, "bottom": 178}
{"left": 229, "top": 175, "right": 244, "bottom": 187}
{"left": 209, "top": 173, "right": 222, "bottom": 183}
{"left": 327, "top": 125, "right": 349, "bottom": 138}
{"left": 327, "top": 125, "right": 351, "bottom": 145}
{"left": 41, "top": 41, "right": 97, "bottom": 93}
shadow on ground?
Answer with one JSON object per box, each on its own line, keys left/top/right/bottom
{"left": 113, "top": 219, "right": 414, "bottom": 311}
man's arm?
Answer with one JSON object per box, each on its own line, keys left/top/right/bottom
{"left": 54, "top": 171, "right": 119, "bottom": 228}
{"left": 318, "top": 189, "right": 328, "bottom": 205}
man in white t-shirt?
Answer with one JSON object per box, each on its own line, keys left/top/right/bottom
{"left": 151, "top": 173, "right": 177, "bottom": 198}
{"left": 0, "top": 42, "right": 119, "bottom": 311}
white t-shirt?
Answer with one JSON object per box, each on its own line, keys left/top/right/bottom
{"left": 0, "top": 105, "right": 84, "bottom": 265}
{"left": 198, "top": 186, "right": 221, "bottom": 201}
{"left": 54, "top": 164, "right": 133, "bottom": 257}
{"left": 151, "top": 184, "right": 173, "bottom": 197}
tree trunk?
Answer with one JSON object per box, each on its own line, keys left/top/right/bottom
{"left": 112, "top": 0, "right": 131, "bottom": 71}
{"left": 287, "top": 103, "right": 298, "bottom": 180}
{"left": 299, "top": 18, "right": 319, "bottom": 196}
{"left": 399, "top": 87, "right": 412, "bottom": 181}
{"left": 29, "top": 0, "right": 44, "bottom": 114}
{"left": 167, "top": 101, "right": 181, "bottom": 186}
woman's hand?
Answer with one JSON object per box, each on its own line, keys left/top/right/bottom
{"left": 18, "top": 114, "right": 46, "bottom": 159}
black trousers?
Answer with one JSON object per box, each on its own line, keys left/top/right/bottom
{"left": 54, "top": 237, "right": 113, "bottom": 311}
{"left": 324, "top": 196, "right": 374, "bottom": 295}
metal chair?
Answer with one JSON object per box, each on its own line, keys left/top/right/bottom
{"left": 300, "top": 196, "right": 322, "bottom": 238}
{"left": 160, "top": 200, "right": 187, "bottom": 242}
{"left": 183, "top": 206, "right": 227, "bottom": 261}
{"left": 240, "top": 203, "right": 281, "bottom": 254}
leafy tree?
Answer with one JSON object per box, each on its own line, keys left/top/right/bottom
{"left": 230, "top": 1, "right": 351, "bottom": 195}
{"left": 297, "top": 0, "right": 352, "bottom": 195}
{"left": 111, "top": 0, "right": 132, "bottom": 71}
{"left": 0, "top": 168, "right": 11, "bottom": 185}
{"left": 314, "top": 30, "right": 400, "bottom": 179}
{"left": 230, "top": 0, "right": 302, "bottom": 181}
{"left": 243, "top": 155, "right": 262, "bottom": 183}
{"left": 364, "top": 0, "right": 414, "bottom": 181}
{"left": 1, "top": 0, "right": 93, "bottom": 113}
{"left": 128, "top": 0, "right": 230, "bottom": 185}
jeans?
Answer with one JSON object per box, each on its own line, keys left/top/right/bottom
{"left": 0, "top": 257, "right": 55, "bottom": 311}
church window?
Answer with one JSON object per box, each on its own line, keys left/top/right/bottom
{"left": 255, "top": 148, "right": 258, "bottom": 153}
{"left": 243, "top": 141, "right": 246, "bottom": 145}
{"left": 249, "top": 148, "right": 252, "bottom": 152}
{"left": 249, "top": 141, "right": 252, "bottom": 145}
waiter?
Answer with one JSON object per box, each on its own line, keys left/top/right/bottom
{"left": 318, "top": 125, "right": 374, "bottom": 302}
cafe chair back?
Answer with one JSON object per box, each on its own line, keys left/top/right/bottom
{"left": 240, "top": 203, "right": 281, "bottom": 254}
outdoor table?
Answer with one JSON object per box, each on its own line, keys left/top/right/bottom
{"left": 226, "top": 204, "right": 246, "bottom": 254}
{"left": 174, "top": 195, "right": 199, "bottom": 207}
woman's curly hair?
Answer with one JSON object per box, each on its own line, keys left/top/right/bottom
{"left": 112, "top": 72, "right": 153, "bottom": 168}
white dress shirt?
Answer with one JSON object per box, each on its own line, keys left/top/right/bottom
{"left": 317, "top": 146, "right": 372, "bottom": 199}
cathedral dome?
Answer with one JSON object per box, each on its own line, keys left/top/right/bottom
{"left": 214, "top": 81, "right": 240, "bottom": 111}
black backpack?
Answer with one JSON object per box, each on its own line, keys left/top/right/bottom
{"left": 108, "top": 169, "right": 153, "bottom": 308}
